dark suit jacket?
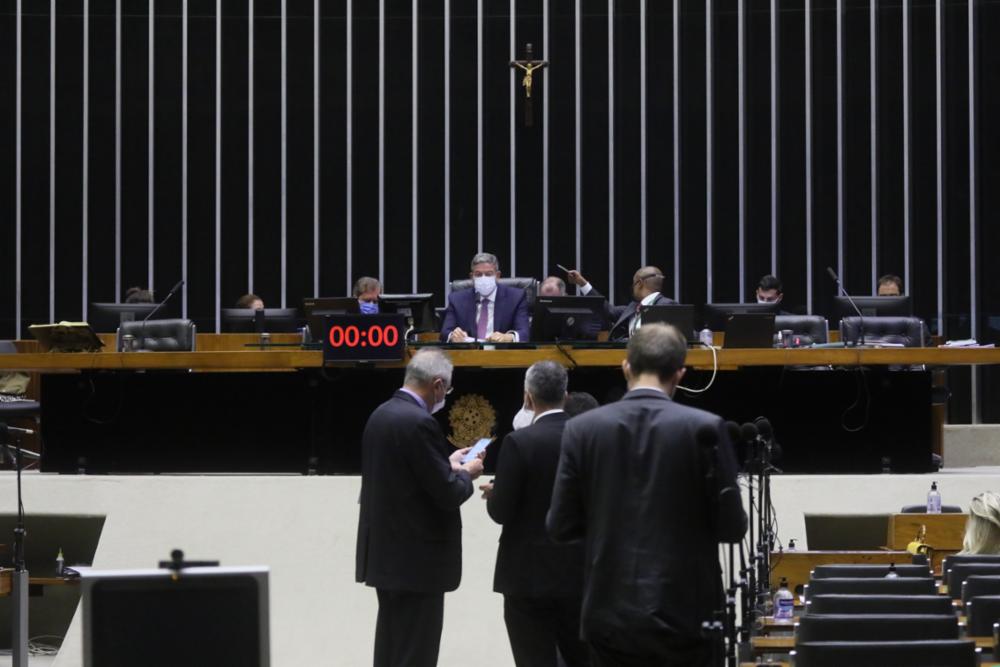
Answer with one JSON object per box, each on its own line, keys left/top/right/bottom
{"left": 546, "top": 389, "right": 746, "bottom": 652}
{"left": 356, "top": 390, "right": 474, "bottom": 593}
{"left": 588, "top": 288, "right": 676, "bottom": 341}
{"left": 439, "top": 284, "right": 531, "bottom": 342}
{"left": 486, "top": 412, "right": 584, "bottom": 598}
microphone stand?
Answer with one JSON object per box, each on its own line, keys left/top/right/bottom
{"left": 1, "top": 424, "right": 30, "bottom": 667}
{"left": 827, "top": 267, "right": 866, "bottom": 347}
{"left": 138, "top": 280, "right": 184, "bottom": 349}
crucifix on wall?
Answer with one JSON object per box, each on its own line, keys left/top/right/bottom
{"left": 510, "top": 43, "right": 548, "bottom": 128}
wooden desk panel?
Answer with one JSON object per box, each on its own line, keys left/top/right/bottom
{"left": 888, "top": 513, "right": 967, "bottom": 552}
{"left": 2, "top": 343, "right": 1000, "bottom": 372}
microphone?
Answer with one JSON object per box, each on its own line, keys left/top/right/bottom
{"left": 0, "top": 424, "right": 35, "bottom": 437}
{"left": 724, "top": 420, "right": 741, "bottom": 445}
{"left": 826, "top": 266, "right": 865, "bottom": 346}
{"left": 740, "top": 422, "right": 759, "bottom": 444}
{"left": 698, "top": 423, "right": 747, "bottom": 542}
{"left": 754, "top": 417, "right": 783, "bottom": 466}
{"left": 142, "top": 280, "right": 184, "bottom": 324}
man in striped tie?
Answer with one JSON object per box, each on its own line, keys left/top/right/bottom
{"left": 440, "top": 252, "right": 531, "bottom": 343}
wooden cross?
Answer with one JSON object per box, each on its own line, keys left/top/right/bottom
{"left": 510, "top": 43, "right": 548, "bottom": 128}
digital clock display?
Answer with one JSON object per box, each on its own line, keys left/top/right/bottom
{"left": 322, "top": 313, "right": 407, "bottom": 362}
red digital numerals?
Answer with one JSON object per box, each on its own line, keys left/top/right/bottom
{"left": 328, "top": 324, "right": 399, "bottom": 348}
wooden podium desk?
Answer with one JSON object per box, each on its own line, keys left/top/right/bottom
{"left": 2, "top": 342, "right": 999, "bottom": 475}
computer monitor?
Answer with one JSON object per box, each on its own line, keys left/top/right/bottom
{"left": 379, "top": 293, "right": 436, "bottom": 332}
{"left": 701, "top": 302, "right": 780, "bottom": 332}
{"left": 636, "top": 304, "right": 696, "bottom": 341}
{"left": 530, "top": 296, "right": 606, "bottom": 342}
{"left": 88, "top": 303, "right": 164, "bottom": 333}
{"left": 302, "top": 297, "right": 361, "bottom": 340}
{"left": 82, "top": 566, "right": 270, "bottom": 667}
{"left": 832, "top": 295, "right": 913, "bottom": 323}
{"left": 220, "top": 308, "right": 301, "bottom": 334}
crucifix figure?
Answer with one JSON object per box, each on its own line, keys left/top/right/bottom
{"left": 510, "top": 43, "right": 548, "bottom": 127}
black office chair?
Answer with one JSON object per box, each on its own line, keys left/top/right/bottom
{"left": 791, "top": 639, "right": 977, "bottom": 667}
{"left": 962, "top": 575, "right": 1000, "bottom": 606}
{"left": 795, "top": 614, "right": 959, "bottom": 642}
{"left": 449, "top": 277, "right": 540, "bottom": 311}
{"left": 775, "top": 315, "right": 829, "bottom": 345}
{"left": 839, "top": 316, "right": 928, "bottom": 347}
{"left": 811, "top": 564, "right": 932, "bottom": 579}
{"left": 804, "top": 577, "right": 937, "bottom": 599}
{"left": 805, "top": 594, "right": 955, "bottom": 616}
{"left": 943, "top": 554, "right": 1000, "bottom": 572}
{"left": 946, "top": 563, "right": 1000, "bottom": 597}
{"left": 117, "top": 319, "right": 197, "bottom": 352}
{"left": 965, "top": 595, "right": 1000, "bottom": 636}
{"left": 901, "top": 504, "right": 963, "bottom": 513}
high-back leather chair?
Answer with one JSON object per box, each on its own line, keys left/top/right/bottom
{"left": 811, "top": 564, "right": 932, "bottom": 579}
{"left": 448, "top": 277, "right": 540, "bottom": 311}
{"left": 0, "top": 341, "right": 41, "bottom": 422}
{"left": 965, "top": 594, "right": 1000, "bottom": 636}
{"left": 804, "top": 577, "right": 937, "bottom": 599}
{"left": 805, "top": 594, "right": 954, "bottom": 616}
{"left": 794, "top": 614, "right": 959, "bottom": 642}
{"left": 839, "top": 316, "right": 928, "bottom": 347}
{"left": 791, "top": 639, "right": 977, "bottom": 667}
{"left": 775, "top": 315, "right": 829, "bottom": 345}
{"left": 961, "top": 575, "right": 1000, "bottom": 606}
{"left": 947, "top": 563, "right": 1000, "bottom": 597}
{"left": 117, "top": 319, "right": 197, "bottom": 352}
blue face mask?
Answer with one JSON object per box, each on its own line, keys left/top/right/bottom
{"left": 359, "top": 301, "right": 379, "bottom": 315}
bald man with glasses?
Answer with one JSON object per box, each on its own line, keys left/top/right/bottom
{"left": 565, "top": 266, "right": 676, "bottom": 341}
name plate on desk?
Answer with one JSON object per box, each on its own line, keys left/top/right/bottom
{"left": 323, "top": 314, "right": 407, "bottom": 363}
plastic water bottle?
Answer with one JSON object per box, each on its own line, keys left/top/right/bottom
{"left": 927, "top": 481, "right": 942, "bottom": 514}
{"left": 56, "top": 548, "right": 64, "bottom": 576}
{"left": 773, "top": 577, "right": 794, "bottom": 620}
{"left": 699, "top": 327, "right": 713, "bottom": 347}
{"left": 885, "top": 563, "right": 898, "bottom": 578}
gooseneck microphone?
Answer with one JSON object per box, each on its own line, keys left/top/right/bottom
{"left": 143, "top": 280, "right": 184, "bottom": 324}
{"left": 826, "top": 266, "right": 865, "bottom": 346}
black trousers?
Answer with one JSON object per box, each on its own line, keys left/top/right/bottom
{"left": 587, "top": 636, "right": 715, "bottom": 667}
{"left": 503, "top": 594, "right": 589, "bottom": 667}
{"left": 374, "top": 589, "right": 444, "bottom": 667}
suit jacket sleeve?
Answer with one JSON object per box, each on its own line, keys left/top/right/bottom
{"left": 439, "top": 293, "right": 461, "bottom": 342}
{"left": 486, "top": 433, "right": 524, "bottom": 525}
{"left": 712, "top": 419, "right": 748, "bottom": 543}
{"left": 546, "top": 422, "right": 585, "bottom": 543}
{"left": 403, "top": 417, "right": 474, "bottom": 510}
{"left": 583, "top": 286, "right": 622, "bottom": 329}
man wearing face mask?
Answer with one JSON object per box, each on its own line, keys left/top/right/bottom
{"left": 480, "top": 362, "right": 588, "bottom": 667}
{"left": 547, "top": 324, "right": 747, "bottom": 667}
{"left": 353, "top": 276, "right": 383, "bottom": 315}
{"left": 440, "top": 252, "right": 531, "bottom": 343}
{"left": 356, "top": 348, "right": 485, "bottom": 667}
{"left": 563, "top": 266, "right": 675, "bottom": 341}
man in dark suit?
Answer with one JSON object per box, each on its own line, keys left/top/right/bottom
{"left": 440, "top": 252, "right": 531, "bottom": 342}
{"left": 481, "top": 361, "right": 589, "bottom": 667}
{"left": 547, "top": 324, "right": 747, "bottom": 667}
{"left": 564, "top": 266, "right": 675, "bottom": 340}
{"left": 356, "top": 348, "right": 485, "bottom": 667}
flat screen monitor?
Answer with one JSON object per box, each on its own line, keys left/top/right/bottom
{"left": 636, "top": 304, "right": 696, "bottom": 341}
{"left": 701, "top": 302, "right": 780, "bottom": 332}
{"left": 302, "top": 297, "right": 361, "bottom": 340}
{"left": 379, "top": 293, "right": 436, "bottom": 332}
{"left": 88, "top": 303, "right": 164, "bottom": 333}
{"left": 221, "top": 308, "right": 301, "bottom": 334}
{"left": 832, "top": 295, "right": 912, "bottom": 323}
{"left": 530, "top": 296, "right": 606, "bottom": 342}
{"left": 82, "top": 566, "right": 269, "bottom": 667}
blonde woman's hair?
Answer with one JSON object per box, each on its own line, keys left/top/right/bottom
{"left": 961, "top": 491, "right": 1000, "bottom": 554}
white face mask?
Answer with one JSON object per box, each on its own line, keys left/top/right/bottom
{"left": 512, "top": 406, "right": 534, "bottom": 430}
{"left": 474, "top": 276, "right": 497, "bottom": 297}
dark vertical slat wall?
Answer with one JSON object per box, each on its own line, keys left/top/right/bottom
{"left": 0, "top": 0, "right": 996, "bottom": 420}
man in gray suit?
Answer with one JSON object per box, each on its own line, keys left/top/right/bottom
{"left": 547, "top": 324, "right": 746, "bottom": 667}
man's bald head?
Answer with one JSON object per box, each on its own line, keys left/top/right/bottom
{"left": 632, "top": 266, "right": 665, "bottom": 300}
